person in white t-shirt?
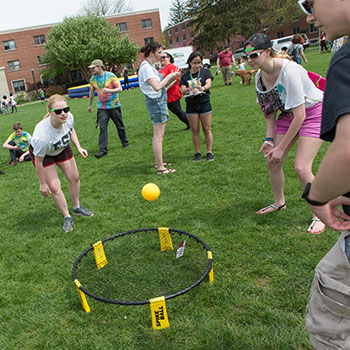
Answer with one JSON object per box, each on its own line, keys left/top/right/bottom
{"left": 29, "top": 94, "right": 93, "bottom": 233}
{"left": 138, "top": 41, "right": 181, "bottom": 174}
{"left": 244, "top": 33, "right": 325, "bottom": 234}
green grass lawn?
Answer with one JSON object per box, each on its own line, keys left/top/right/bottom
{"left": 0, "top": 48, "right": 336, "bottom": 350}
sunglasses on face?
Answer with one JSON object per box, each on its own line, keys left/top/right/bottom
{"left": 50, "top": 106, "right": 70, "bottom": 115}
{"left": 298, "top": 0, "right": 313, "bottom": 15}
{"left": 160, "top": 56, "right": 168, "bottom": 59}
{"left": 243, "top": 49, "right": 266, "bottom": 60}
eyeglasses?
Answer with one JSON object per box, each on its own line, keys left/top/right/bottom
{"left": 50, "top": 106, "right": 70, "bottom": 115}
{"left": 160, "top": 56, "right": 167, "bottom": 59}
{"left": 298, "top": 0, "right": 313, "bottom": 15}
{"left": 243, "top": 49, "right": 266, "bottom": 60}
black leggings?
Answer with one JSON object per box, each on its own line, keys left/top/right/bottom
{"left": 168, "top": 99, "right": 189, "bottom": 127}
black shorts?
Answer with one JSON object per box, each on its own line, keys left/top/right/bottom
{"left": 29, "top": 144, "right": 74, "bottom": 168}
{"left": 186, "top": 101, "right": 212, "bottom": 116}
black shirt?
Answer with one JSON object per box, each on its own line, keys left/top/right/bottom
{"left": 321, "top": 39, "right": 350, "bottom": 141}
{"left": 180, "top": 68, "right": 213, "bottom": 104}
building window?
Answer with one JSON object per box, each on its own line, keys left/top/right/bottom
{"left": 174, "top": 27, "right": 178, "bottom": 33}
{"left": 34, "top": 35, "right": 46, "bottom": 46}
{"left": 169, "top": 39, "right": 173, "bottom": 45}
{"left": 37, "top": 56, "right": 46, "bottom": 66}
{"left": 144, "top": 37, "right": 154, "bottom": 45}
{"left": 293, "top": 27, "right": 300, "bottom": 34}
{"left": 167, "top": 29, "right": 171, "bottom": 36}
{"left": 175, "top": 37, "right": 179, "bottom": 43}
{"left": 8, "top": 60, "right": 21, "bottom": 72}
{"left": 190, "top": 32, "right": 194, "bottom": 38}
{"left": 277, "top": 31, "right": 284, "bottom": 38}
{"left": 70, "top": 70, "right": 83, "bottom": 82}
{"left": 181, "top": 23, "right": 185, "bottom": 31}
{"left": 309, "top": 23, "right": 317, "bottom": 33}
{"left": 293, "top": 12, "right": 299, "bottom": 21}
{"left": 277, "top": 17, "right": 283, "bottom": 26}
{"left": 142, "top": 19, "right": 152, "bottom": 29}
{"left": 117, "top": 22, "right": 127, "bottom": 32}
{"left": 12, "top": 79, "right": 26, "bottom": 92}
{"left": 183, "top": 34, "right": 186, "bottom": 41}
{"left": 3, "top": 40, "right": 16, "bottom": 51}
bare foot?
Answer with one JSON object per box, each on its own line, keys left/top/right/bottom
{"left": 307, "top": 218, "right": 326, "bottom": 234}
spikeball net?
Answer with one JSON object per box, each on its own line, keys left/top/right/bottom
{"left": 72, "top": 227, "right": 214, "bottom": 329}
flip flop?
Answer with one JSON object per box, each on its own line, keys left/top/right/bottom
{"left": 154, "top": 162, "right": 172, "bottom": 168}
{"left": 256, "top": 203, "right": 286, "bottom": 215}
{"left": 157, "top": 168, "right": 176, "bottom": 175}
{"left": 307, "top": 218, "right": 326, "bottom": 235}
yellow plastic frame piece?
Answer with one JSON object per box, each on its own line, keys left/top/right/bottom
{"left": 158, "top": 227, "right": 174, "bottom": 252}
{"left": 149, "top": 296, "right": 170, "bottom": 330}
{"left": 93, "top": 241, "right": 108, "bottom": 269}
{"left": 208, "top": 251, "right": 214, "bottom": 284}
{"left": 74, "top": 279, "right": 91, "bottom": 313}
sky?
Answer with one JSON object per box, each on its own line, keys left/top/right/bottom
{"left": 0, "top": 0, "right": 173, "bottom": 32}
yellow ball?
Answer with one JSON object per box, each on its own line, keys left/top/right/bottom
{"left": 142, "top": 183, "right": 160, "bottom": 201}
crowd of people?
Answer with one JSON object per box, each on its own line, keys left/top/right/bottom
{"left": 2, "top": 9, "right": 350, "bottom": 344}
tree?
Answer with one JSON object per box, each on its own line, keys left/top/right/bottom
{"left": 40, "top": 15, "right": 138, "bottom": 82}
{"left": 168, "top": 0, "right": 187, "bottom": 26}
{"left": 80, "top": 0, "right": 132, "bottom": 16}
{"left": 187, "top": 0, "right": 301, "bottom": 51}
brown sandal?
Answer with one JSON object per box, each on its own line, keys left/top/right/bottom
{"left": 154, "top": 162, "right": 172, "bottom": 168}
{"left": 157, "top": 168, "right": 176, "bottom": 175}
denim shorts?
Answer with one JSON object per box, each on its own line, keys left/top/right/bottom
{"left": 186, "top": 100, "right": 212, "bottom": 116}
{"left": 145, "top": 89, "right": 169, "bottom": 125}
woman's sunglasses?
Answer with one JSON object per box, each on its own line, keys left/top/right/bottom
{"left": 160, "top": 56, "right": 168, "bottom": 59}
{"left": 298, "top": 0, "right": 313, "bottom": 15}
{"left": 50, "top": 106, "right": 70, "bottom": 115}
{"left": 242, "top": 49, "right": 266, "bottom": 60}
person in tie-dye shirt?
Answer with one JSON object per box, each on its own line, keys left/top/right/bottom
{"left": 2, "top": 122, "right": 31, "bottom": 166}
{"left": 88, "top": 59, "right": 129, "bottom": 158}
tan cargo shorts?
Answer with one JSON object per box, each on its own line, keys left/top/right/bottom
{"left": 305, "top": 231, "right": 350, "bottom": 350}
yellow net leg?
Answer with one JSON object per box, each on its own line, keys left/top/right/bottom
{"left": 93, "top": 241, "right": 108, "bottom": 269}
{"left": 149, "top": 296, "right": 170, "bottom": 330}
{"left": 158, "top": 227, "right": 174, "bottom": 251}
{"left": 208, "top": 251, "right": 214, "bottom": 284}
{"left": 74, "top": 279, "right": 91, "bottom": 313}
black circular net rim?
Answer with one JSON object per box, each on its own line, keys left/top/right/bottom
{"left": 72, "top": 228, "right": 213, "bottom": 305}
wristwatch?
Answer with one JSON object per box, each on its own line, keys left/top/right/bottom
{"left": 302, "top": 182, "right": 328, "bottom": 206}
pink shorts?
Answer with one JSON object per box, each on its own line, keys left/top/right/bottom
{"left": 274, "top": 103, "right": 322, "bottom": 138}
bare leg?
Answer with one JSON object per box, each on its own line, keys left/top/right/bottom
{"left": 187, "top": 114, "right": 201, "bottom": 153}
{"left": 199, "top": 113, "right": 213, "bottom": 153}
{"left": 57, "top": 157, "right": 80, "bottom": 208}
{"left": 153, "top": 122, "right": 167, "bottom": 171}
{"left": 44, "top": 164, "right": 70, "bottom": 217}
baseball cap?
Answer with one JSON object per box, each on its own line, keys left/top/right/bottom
{"left": 88, "top": 59, "right": 104, "bottom": 68}
{"left": 244, "top": 33, "right": 272, "bottom": 53}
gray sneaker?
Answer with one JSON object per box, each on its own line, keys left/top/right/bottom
{"left": 73, "top": 206, "right": 94, "bottom": 217}
{"left": 63, "top": 216, "right": 73, "bottom": 232}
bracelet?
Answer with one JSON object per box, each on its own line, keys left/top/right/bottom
{"left": 302, "top": 182, "right": 328, "bottom": 206}
{"left": 263, "top": 141, "right": 274, "bottom": 147}
{"left": 265, "top": 137, "right": 274, "bottom": 141}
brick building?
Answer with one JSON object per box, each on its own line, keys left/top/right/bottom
{"left": 0, "top": 9, "right": 162, "bottom": 96}
{"left": 267, "top": 13, "right": 319, "bottom": 43}
{"left": 165, "top": 18, "right": 246, "bottom": 60}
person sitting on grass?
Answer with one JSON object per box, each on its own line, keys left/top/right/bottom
{"left": 244, "top": 33, "right": 325, "bottom": 234}
{"left": 29, "top": 94, "right": 93, "bottom": 233}
{"left": 3, "top": 122, "right": 31, "bottom": 166}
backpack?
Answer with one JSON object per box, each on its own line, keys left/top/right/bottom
{"left": 289, "top": 44, "right": 299, "bottom": 62}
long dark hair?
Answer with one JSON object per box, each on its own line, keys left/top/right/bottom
{"left": 139, "top": 42, "right": 161, "bottom": 58}
{"left": 187, "top": 51, "right": 203, "bottom": 68}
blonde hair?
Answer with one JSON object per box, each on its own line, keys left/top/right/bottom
{"left": 44, "top": 94, "right": 66, "bottom": 119}
{"left": 275, "top": 50, "right": 293, "bottom": 61}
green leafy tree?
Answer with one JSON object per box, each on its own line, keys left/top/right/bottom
{"left": 168, "top": 0, "right": 188, "bottom": 26}
{"left": 187, "top": 0, "right": 301, "bottom": 50}
{"left": 40, "top": 15, "right": 138, "bottom": 82}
